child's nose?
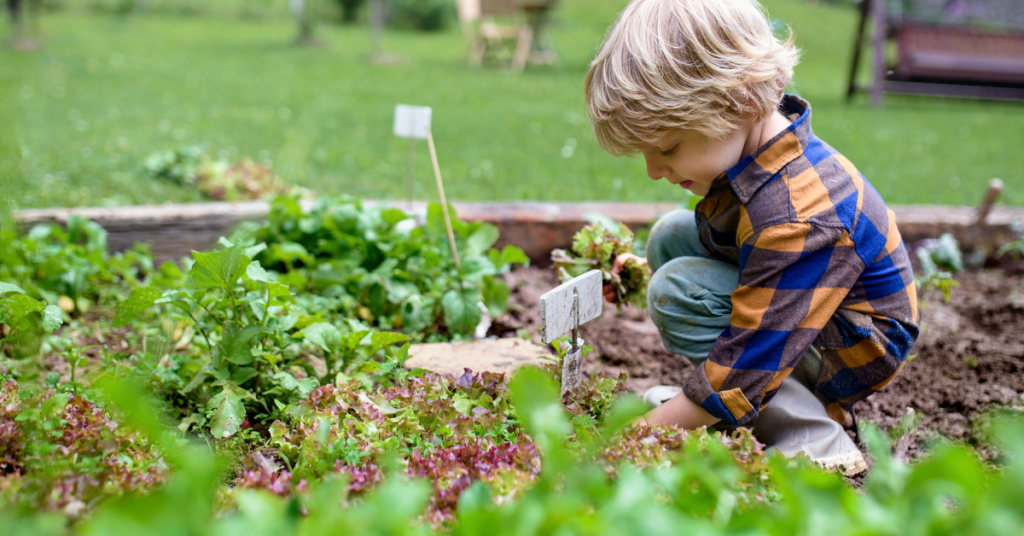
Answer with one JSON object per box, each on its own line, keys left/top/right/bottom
{"left": 644, "top": 155, "right": 668, "bottom": 181}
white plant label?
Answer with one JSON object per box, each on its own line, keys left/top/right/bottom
{"left": 539, "top": 270, "right": 603, "bottom": 344}
{"left": 393, "top": 105, "right": 432, "bottom": 140}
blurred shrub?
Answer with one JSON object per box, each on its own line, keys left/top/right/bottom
{"left": 336, "top": 0, "right": 366, "bottom": 23}
{"left": 389, "top": 0, "right": 453, "bottom": 31}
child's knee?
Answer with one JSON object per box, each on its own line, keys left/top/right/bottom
{"left": 646, "top": 210, "right": 700, "bottom": 271}
{"left": 648, "top": 210, "right": 696, "bottom": 248}
{"left": 647, "top": 257, "right": 735, "bottom": 328}
{"left": 647, "top": 257, "right": 735, "bottom": 361}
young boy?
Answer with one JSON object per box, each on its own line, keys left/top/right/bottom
{"left": 584, "top": 0, "right": 919, "bottom": 475}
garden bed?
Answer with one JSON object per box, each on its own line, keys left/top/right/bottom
{"left": 6, "top": 197, "right": 1024, "bottom": 532}
{"left": 494, "top": 265, "right": 1024, "bottom": 462}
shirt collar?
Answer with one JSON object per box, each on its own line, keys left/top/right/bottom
{"left": 712, "top": 94, "right": 812, "bottom": 204}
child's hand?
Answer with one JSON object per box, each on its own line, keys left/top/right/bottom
{"left": 603, "top": 253, "right": 647, "bottom": 303}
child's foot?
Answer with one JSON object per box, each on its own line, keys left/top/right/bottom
{"left": 815, "top": 450, "right": 868, "bottom": 477}
{"left": 643, "top": 385, "right": 682, "bottom": 407}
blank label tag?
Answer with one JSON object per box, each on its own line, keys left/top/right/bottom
{"left": 393, "top": 104, "right": 432, "bottom": 140}
{"left": 540, "top": 270, "right": 603, "bottom": 344}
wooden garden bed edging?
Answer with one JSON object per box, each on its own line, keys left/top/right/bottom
{"left": 15, "top": 200, "right": 1024, "bottom": 265}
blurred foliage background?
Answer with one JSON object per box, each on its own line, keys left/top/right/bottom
{"left": 0, "top": 0, "right": 1021, "bottom": 209}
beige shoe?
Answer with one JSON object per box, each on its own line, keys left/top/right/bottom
{"left": 816, "top": 449, "right": 868, "bottom": 477}
{"left": 643, "top": 385, "right": 682, "bottom": 407}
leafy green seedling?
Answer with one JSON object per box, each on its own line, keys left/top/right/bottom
{"left": 0, "top": 281, "right": 64, "bottom": 357}
{"left": 915, "top": 238, "right": 961, "bottom": 303}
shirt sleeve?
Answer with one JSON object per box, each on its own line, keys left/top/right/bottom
{"left": 683, "top": 221, "right": 864, "bottom": 425}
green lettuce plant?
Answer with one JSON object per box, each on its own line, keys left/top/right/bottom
{"left": 238, "top": 196, "right": 528, "bottom": 338}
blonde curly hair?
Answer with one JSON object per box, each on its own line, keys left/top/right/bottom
{"left": 585, "top": 0, "right": 800, "bottom": 156}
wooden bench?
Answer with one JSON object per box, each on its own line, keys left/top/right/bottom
{"left": 848, "top": 0, "right": 1024, "bottom": 104}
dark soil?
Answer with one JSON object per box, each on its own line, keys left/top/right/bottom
{"left": 859, "top": 269, "right": 1024, "bottom": 461}
{"left": 496, "top": 266, "right": 1024, "bottom": 461}
{"left": 493, "top": 267, "right": 693, "bottom": 396}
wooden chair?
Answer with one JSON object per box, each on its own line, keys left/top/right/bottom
{"left": 848, "top": 0, "right": 1024, "bottom": 105}
{"left": 457, "top": 0, "right": 533, "bottom": 71}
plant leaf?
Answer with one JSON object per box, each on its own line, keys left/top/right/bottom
{"left": 265, "top": 282, "right": 292, "bottom": 302}
{"left": 244, "top": 243, "right": 268, "bottom": 259}
{"left": 442, "top": 288, "right": 483, "bottom": 335}
{"left": 425, "top": 203, "right": 450, "bottom": 238}
{"left": 230, "top": 367, "right": 259, "bottom": 385}
{"left": 246, "top": 260, "right": 272, "bottom": 283}
{"left": 190, "top": 246, "right": 251, "bottom": 291}
{"left": 302, "top": 322, "right": 342, "bottom": 354}
{"left": 0, "top": 282, "right": 25, "bottom": 296}
{"left": 400, "top": 296, "right": 433, "bottom": 333}
{"left": 113, "top": 286, "right": 162, "bottom": 328}
{"left": 495, "top": 245, "right": 530, "bottom": 268}
{"left": 0, "top": 293, "right": 44, "bottom": 329}
{"left": 208, "top": 386, "right": 246, "bottom": 439}
{"left": 41, "top": 392, "right": 70, "bottom": 418}
{"left": 370, "top": 331, "right": 411, "bottom": 354}
{"left": 219, "top": 324, "right": 267, "bottom": 365}
{"left": 183, "top": 369, "right": 213, "bottom": 394}
{"left": 381, "top": 207, "right": 408, "bottom": 225}
{"left": 459, "top": 256, "right": 496, "bottom": 280}
{"left": 40, "top": 305, "right": 64, "bottom": 333}
{"left": 482, "top": 276, "right": 511, "bottom": 318}
{"left": 465, "top": 224, "right": 500, "bottom": 256}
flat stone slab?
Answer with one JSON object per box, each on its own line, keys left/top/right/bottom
{"left": 405, "top": 338, "right": 554, "bottom": 377}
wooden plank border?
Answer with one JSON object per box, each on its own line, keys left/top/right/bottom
{"left": 15, "top": 201, "right": 1024, "bottom": 265}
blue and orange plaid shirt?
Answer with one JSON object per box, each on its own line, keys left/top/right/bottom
{"left": 685, "top": 95, "right": 919, "bottom": 425}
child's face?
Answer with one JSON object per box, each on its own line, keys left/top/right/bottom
{"left": 640, "top": 126, "right": 752, "bottom": 197}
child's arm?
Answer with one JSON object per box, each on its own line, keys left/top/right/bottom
{"left": 641, "top": 392, "right": 720, "bottom": 429}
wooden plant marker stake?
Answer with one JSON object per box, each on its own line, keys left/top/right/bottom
{"left": 540, "top": 270, "right": 603, "bottom": 395}
{"left": 975, "top": 178, "right": 1004, "bottom": 228}
{"left": 425, "top": 124, "right": 460, "bottom": 271}
{"left": 393, "top": 105, "right": 432, "bottom": 209}
{"left": 393, "top": 104, "right": 459, "bottom": 269}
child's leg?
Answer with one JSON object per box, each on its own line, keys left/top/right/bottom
{"left": 645, "top": 209, "right": 708, "bottom": 273}
{"left": 749, "top": 375, "right": 867, "bottom": 475}
{"left": 647, "top": 255, "right": 736, "bottom": 364}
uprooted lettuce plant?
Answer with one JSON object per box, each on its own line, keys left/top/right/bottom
{"left": 235, "top": 196, "right": 529, "bottom": 338}
{"left": 552, "top": 221, "right": 649, "bottom": 309}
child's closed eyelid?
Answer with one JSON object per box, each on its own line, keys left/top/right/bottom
{"left": 661, "top": 143, "right": 680, "bottom": 156}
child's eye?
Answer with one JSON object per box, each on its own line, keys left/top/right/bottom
{"left": 660, "top": 144, "right": 679, "bottom": 157}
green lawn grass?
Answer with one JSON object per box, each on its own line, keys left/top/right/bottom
{"left": 1, "top": 0, "right": 1022, "bottom": 209}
